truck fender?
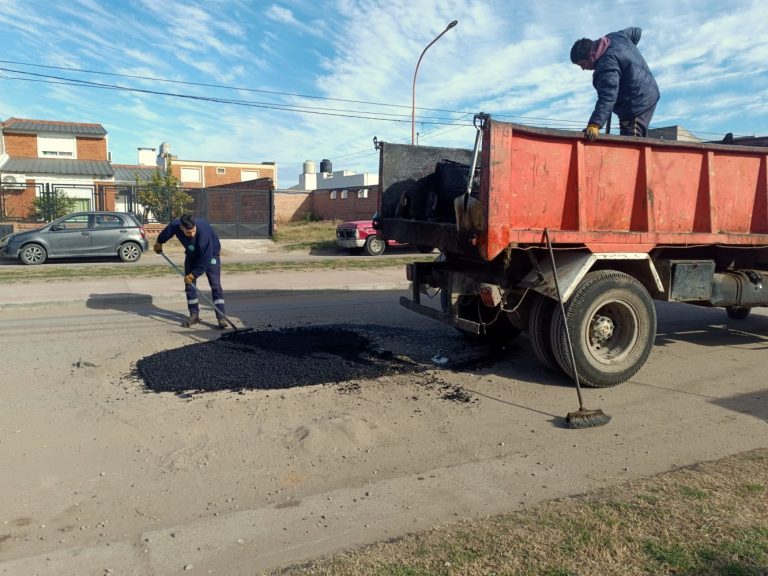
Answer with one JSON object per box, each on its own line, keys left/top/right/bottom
{"left": 519, "top": 251, "right": 664, "bottom": 303}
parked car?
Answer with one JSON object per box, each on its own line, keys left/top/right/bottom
{"left": 336, "top": 219, "right": 434, "bottom": 256}
{"left": 0, "top": 211, "right": 149, "bottom": 265}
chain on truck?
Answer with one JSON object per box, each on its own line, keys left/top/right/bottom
{"left": 374, "top": 113, "right": 768, "bottom": 388}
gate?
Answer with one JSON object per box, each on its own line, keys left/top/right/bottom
{"left": 187, "top": 186, "right": 274, "bottom": 239}
{"left": 97, "top": 182, "right": 274, "bottom": 239}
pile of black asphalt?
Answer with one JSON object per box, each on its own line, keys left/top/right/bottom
{"left": 137, "top": 325, "right": 429, "bottom": 394}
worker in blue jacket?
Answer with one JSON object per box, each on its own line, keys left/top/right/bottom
{"left": 154, "top": 213, "right": 227, "bottom": 328}
{"left": 570, "top": 27, "right": 660, "bottom": 141}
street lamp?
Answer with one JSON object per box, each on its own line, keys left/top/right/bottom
{"left": 411, "top": 20, "right": 458, "bottom": 145}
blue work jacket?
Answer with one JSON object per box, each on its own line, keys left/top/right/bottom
{"left": 157, "top": 217, "right": 221, "bottom": 278}
{"left": 589, "top": 27, "right": 660, "bottom": 127}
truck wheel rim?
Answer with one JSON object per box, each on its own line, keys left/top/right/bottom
{"left": 585, "top": 299, "right": 638, "bottom": 365}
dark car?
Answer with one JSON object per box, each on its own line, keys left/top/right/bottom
{"left": 0, "top": 211, "right": 149, "bottom": 265}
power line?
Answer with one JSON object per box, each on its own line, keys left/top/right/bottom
{"left": 0, "top": 58, "right": 474, "bottom": 116}
{"left": 0, "top": 67, "right": 476, "bottom": 127}
{"left": 0, "top": 59, "right": 632, "bottom": 133}
{"left": 1, "top": 61, "right": 741, "bottom": 140}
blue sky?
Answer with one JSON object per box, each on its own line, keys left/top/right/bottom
{"left": 1, "top": 0, "right": 767, "bottom": 188}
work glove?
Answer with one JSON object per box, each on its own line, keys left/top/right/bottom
{"left": 184, "top": 273, "right": 196, "bottom": 285}
{"left": 153, "top": 242, "right": 163, "bottom": 254}
{"left": 583, "top": 123, "right": 600, "bottom": 142}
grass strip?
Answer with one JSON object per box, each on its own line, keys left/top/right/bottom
{"left": 269, "top": 449, "right": 768, "bottom": 576}
{"left": 0, "top": 257, "right": 434, "bottom": 284}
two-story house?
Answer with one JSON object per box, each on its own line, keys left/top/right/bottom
{"left": 155, "top": 142, "right": 277, "bottom": 189}
{"left": 0, "top": 118, "right": 115, "bottom": 219}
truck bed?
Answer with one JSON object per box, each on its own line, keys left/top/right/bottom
{"left": 378, "top": 118, "right": 768, "bottom": 261}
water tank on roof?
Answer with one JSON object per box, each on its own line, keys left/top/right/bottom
{"left": 320, "top": 159, "right": 332, "bottom": 174}
{"left": 159, "top": 142, "right": 171, "bottom": 156}
{"left": 303, "top": 160, "right": 316, "bottom": 174}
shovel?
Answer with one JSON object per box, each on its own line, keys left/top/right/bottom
{"left": 159, "top": 252, "right": 253, "bottom": 335}
{"left": 454, "top": 114, "right": 484, "bottom": 232}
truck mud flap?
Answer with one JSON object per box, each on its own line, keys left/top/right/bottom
{"left": 399, "top": 296, "right": 482, "bottom": 335}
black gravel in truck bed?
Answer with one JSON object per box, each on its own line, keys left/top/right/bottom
{"left": 137, "top": 326, "right": 424, "bottom": 394}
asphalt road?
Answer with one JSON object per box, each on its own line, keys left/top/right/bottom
{"left": 1, "top": 288, "right": 766, "bottom": 575}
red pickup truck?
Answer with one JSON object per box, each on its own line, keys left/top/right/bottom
{"left": 336, "top": 219, "right": 433, "bottom": 256}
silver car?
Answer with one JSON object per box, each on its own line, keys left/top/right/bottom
{"left": 0, "top": 211, "right": 150, "bottom": 265}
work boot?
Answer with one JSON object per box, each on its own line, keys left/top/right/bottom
{"left": 183, "top": 314, "right": 200, "bottom": 327}
{"left": 217, "top": 318, "right": 229, "bottom": 329}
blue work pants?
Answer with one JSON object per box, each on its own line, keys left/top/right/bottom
{"left": 184, "top": 256, "right": 225, "bottom": 319}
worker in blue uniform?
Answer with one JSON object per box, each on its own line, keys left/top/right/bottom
{"left": 570, "top": 27, "right": 660, "bottom": 141}
{"left": 154, "top": 213, "right": 227, "bottom": 328}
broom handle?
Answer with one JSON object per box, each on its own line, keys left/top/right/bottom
{"left": 463, "top": 117, "right": 483, "bottom": 211}
{"left": 544, "top": 228, "right": 586, "bottom": 409}
{"left": 159, "top": 252, "right": 237, "bottom": 329}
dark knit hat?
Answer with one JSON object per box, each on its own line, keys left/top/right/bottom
{"left": 570, "top": 38, "right": 593, "bottom": 63}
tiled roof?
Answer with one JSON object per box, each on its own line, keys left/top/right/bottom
{"left": 0, "top": 157, "right": 114, "bottom": 177}
{"left": 2, "top": 117, "right": 107, "bottom": 136}
{"left": 112, "top": 164, "right": 162, "bottom": 183}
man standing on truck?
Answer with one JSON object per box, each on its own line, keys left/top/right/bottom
{"left": 154, "top": 213, "right": 228, "bottom": 329}
{"left": 570, "top": 27, "right": 659, "bottom": 141}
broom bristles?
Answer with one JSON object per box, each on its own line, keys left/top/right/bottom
{"left": 566, "top": 408, "right": 611, "bottom": 429}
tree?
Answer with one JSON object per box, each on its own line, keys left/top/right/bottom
{"left": 28, "top": 189, "right": 76, "bottom": 221}
{"left": 136, "top": 161, "right": 192, "bottom": 223}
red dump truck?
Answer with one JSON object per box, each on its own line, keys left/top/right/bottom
{"left": 375, "top": 113, "right": 768, "bottom": 387}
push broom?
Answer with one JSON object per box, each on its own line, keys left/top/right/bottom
{"left": 543, "top": 228, "right": 611, "bottom": 429}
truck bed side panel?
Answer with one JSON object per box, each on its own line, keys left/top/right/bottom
{"left": 378, "top": 118, "right": 768, "bottom": 262}
{"left": 484, "top": 121, "right": 768, "bottom": 260}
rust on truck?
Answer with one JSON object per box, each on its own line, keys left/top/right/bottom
{"left": 376, "top": 114, "right": 768, "bottom": 388}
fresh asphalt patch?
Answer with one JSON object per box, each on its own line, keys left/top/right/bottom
{"left": 136, "top": 324, "right": 505, "bottom": 397}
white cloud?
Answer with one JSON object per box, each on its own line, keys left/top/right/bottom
{"left": 2, "top": 0, "right": 768, "bottom": 186}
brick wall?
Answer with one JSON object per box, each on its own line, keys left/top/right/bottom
{"left": 95, "top": 180, "right": 116, "bottom": 211}
{"left": 2, "top": 180, "right": 37, "bottom": 219}
{"left": 274, "top": 191, "right": 312, "bottom": 223}
{"left": 76, "top": 137, "right": 108, "bottom": 160}
{"left": 4, "top": 133, "right": 37, "bottom": 157}
{"left": 202, "top": 165, "right": 277, "bottom": 187}
{"left": 312, "top": 188, "right": 380, "bottom": 221}
{"left": 172, "top": 164, "right": 277, "bottom": 188}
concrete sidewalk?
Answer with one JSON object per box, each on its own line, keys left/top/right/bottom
{"left": 0, "top": 266, "right": 412, "bottom": 311}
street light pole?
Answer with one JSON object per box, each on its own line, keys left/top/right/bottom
{"left": 411, "top": 20, "right": 457, "bottom": 145}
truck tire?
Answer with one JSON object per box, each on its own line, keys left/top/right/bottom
{"left": 457, "top": 295, "right": 521, "bottom": 345}
{"left": 550, "top": 270, "right": 656, "bottom": 388}
{"left": 364, "top": 235, "right": 386, "bottom": 256}
{"left": 726, "top": 306, "right": 751, "bottom": 319}
{"left": 528, "top": 294, "right": 560, "bottom": 372}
